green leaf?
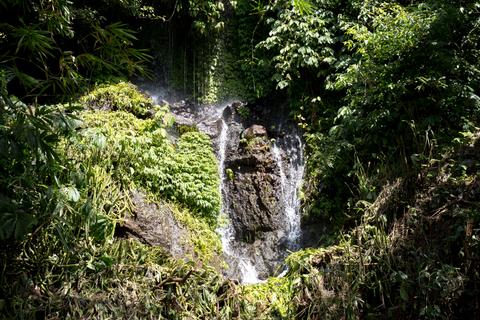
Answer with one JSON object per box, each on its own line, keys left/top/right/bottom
{"left": 277, "top": 80, "right": 289, "bottom": 90}
{"left": 62, "top": 186, "right": 80, "bottom": 202}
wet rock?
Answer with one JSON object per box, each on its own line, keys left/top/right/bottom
{"left": 197, "top": 118, "right": 223, "bottom": 139}
{"left": 115, "top": 190, "right": 193, "bottom": 258}
{"left": 225, "top": 135, "right": 284, "bottom": 240}
{"left": 222, "top": 116, "right": 288, "bottom": 278}
{"left": 242, "top": 125, "right": 267, "bottom": 140}
{"left": 223, "top": 228, "right": 289, "bottom": 280}
{"left": 174, "top": 115, "right": 196, "bottom": 127}
{"left": 142, "top": 96, "right": 304, "bottom": 281}
{"left": 214, "top": 101, "right": 307, "bottom": 280}
{"left": 227, "top": 170, "right": 283, "bottom": 238}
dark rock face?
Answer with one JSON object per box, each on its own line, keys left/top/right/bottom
{"left": 225, "top": 141, "right": 284, "bottom": 241}
{"left": 220, "top": 105, "right": 292, "bottom": 279}
{"left": 115, "top": 190, "right": 193, "bottom": 258}
{"left": 222, "top": 106, "right": 284, "bottom": 237}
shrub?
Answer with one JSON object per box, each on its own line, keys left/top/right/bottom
{"left": 81, "top": 82, "right": 155, "bottom": 117}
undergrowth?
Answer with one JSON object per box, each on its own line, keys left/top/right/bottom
{"left": 243, "top": 132, "right": 480, "bottom": 319}
{"left": 80, "top": 82, "right": 156, "bottom": 118}
{"left": 0, "top": 82, "right": 228, "bottom": 319}
{"left": 71, "top": 108, "right": 220, "bottom": 220}
{"left": 1, "top": 81, "right": 478, "bottom": 318}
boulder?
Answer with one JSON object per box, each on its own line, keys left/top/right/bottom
{"left": 115, "top": 190, "right": 193, "bottom": 258}
{"left": 242, "top": 125, "right": 267, "bottom": 140}
{"left": 224, "top": 137, "right": 284, "bottom": 242}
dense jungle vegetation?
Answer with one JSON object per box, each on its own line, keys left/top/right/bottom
{"left": 1, "top": 0, "right": 479, "bottom": 318}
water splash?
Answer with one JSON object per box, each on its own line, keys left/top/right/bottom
{"left": 239, "top": 258, "right": 260, "bottom": 284}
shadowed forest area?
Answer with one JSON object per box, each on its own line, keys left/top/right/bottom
{"left": 1, "top": 0, "right": 479, "bottom": 318}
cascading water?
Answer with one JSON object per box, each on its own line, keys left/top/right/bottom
{"left": 216, "top": 116, "right": 260, "bottom": 283}
{"left": 215, "top": 109, "right": 305, "bottom": 283}
{"left": 216, "top": 118, "right": 234, "bottom": 258}
{"left": 272, "top": 132, "right": 305, "bottom": 248}
{"left": 217, "top": 119, "right": 229, "bottom": 218}
{"left": 142, "top": 86, "right": 305, "bottom": 283}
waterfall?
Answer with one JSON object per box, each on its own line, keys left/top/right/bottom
{"left": 216, "top": 111, "right": 305, "bottom": 283}
{"left": 218, "top": 119, "right": 228, "bottom": 217}
{"left": 272, "top": 132, "right": 305, "bottom": 248}
{"left": 216, "top": 118, "right": 234, "bottom": 257}
{"left": 217, "top": 118, "right": 232, "bottom": 255}
{"left": 142, "top": 86, "right": 305, "bottom": 283}
{"left": 216, "top": 116, "right": 261, "bottom": 283}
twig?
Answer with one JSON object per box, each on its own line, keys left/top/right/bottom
{"left": 156, "top": 269, "right": 193, "bottom": 287}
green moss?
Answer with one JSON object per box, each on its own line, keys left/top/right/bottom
{"left": 71, "top": 109, "right": 220, "bottom": 221}
{"left": 81, "top": 81, "right": 155, "bottom": 117}
{"left": 226, "top": 168, "right": 234, "bottom": 181}
{"left": 168, "top": 202, "right": 223, "bottom": 266}
{"left": 245, "top": 136, "right": 269, "bottom": 152}
{"left": 177, "top": 123, "right": 199, "bottom": 135}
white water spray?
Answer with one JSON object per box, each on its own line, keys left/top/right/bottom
{"left": 239, "top": 258, "right": 260, "bottom": 284}
{"left": 272, "top": 133, "right": 304, "bottom": 247}
{"left": 218, "top": 119, "right": 228, "bottom": 215}
{"left": 217, "top": 118, "right": 234, "bottom": 255}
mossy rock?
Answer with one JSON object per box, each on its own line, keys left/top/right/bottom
{"left": 226, "top": 168, "right": 234, "bottom": 181}
{"left": 81, "top": 82, "right": 154, "bottom": 118}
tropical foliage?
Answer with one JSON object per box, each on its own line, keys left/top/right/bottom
{"left": 0, "top": 0, "right": 151, "bottom": 102}
{"left": 1, "top": 0, "right": 479, "bottom": 318}
{"left": 75, "top": 85, "right": 220, "bottom": 219}
{"left": 0, "top": 82, "right": 225, "bottom": 318}
{"left": 254, "top": 0, "right": 480, "bottom": 226}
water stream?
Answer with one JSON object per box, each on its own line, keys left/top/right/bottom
{"left": 272, "top": 132, "right": 305, "bottom": 248}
